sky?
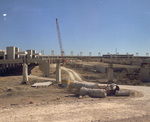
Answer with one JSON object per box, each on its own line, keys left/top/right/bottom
{"left": 0, "top": 0, "right": 150, "bottom": 56}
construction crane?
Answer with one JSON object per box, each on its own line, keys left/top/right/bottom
{"left": 56, "top": 18, "right": 64, "bottom": 56}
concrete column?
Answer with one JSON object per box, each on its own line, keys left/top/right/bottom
{"left": 7, "top": 64, "right": 9, "bottom": 71}
{"left": 39, "top": 62, "right": 50, "bottom": 77}
{"left": 9, "top": 64, "right": 12, "bottom": 71}
{"left": 44, "top": 62, "right": 50, "bottom": 77}
{"left": 108, "top": 63, "right": 113, "bottom": 82}
{"left": 14, "top": 63, "right": 17, "bottom": 69}
{"left": 1, "top": 64, "right": 4, "bottom": 73}
{"left": 39, "top": 63, "right": 43, "bottom": 71}
{"left": 39, "top": 62, "right": 45, "bottom": 73}
{"left": 56, "top": 62, "right": 61, "bottom": 83}
{"left": 4, "top": 64, "right": 7, "bottom": 72}
{"left": 12, "top": 63, "right": 15, "bottom": 70}
{"left": 22, "top": 63, "right": 28, "bottom": 84}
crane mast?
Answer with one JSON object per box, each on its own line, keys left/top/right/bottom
{"left": 56, "top": 18, "right": 64, "bottom": 56}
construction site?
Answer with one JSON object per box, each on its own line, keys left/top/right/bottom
{"left": 1, "top": 17, "right": 150, "bottom": 122}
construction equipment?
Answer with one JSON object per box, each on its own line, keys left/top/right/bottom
{"left": 56, "top": 18, "right": 64, "bottom": 56}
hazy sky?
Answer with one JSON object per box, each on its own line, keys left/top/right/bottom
{"left": 0, "top": 0, "right": 150, "bottom": 56}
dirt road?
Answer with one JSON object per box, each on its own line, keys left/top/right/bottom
{"left": 61, "top": 66, "right": 83, "bottom": 82}
{"left": 0, "top": 67, "right": 150, "bottom": 122}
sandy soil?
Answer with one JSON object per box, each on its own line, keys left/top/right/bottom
{"left": 61, "top": 66, "right": 83, "bottom": 82}
{"left": 0, "top": 63, "right": 150, "bottom": 122}
{"left": 66, "top": 61, "right": 144, "bottom": 86}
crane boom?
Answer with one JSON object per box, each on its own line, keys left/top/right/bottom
{"left": 56, "top": 18, "right": 64, "bottom": 56}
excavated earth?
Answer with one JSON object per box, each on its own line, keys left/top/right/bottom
{"left": 0, "top": 62, "right": 150, "bottom": 122}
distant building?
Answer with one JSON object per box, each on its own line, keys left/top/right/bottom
{"left": 102, "top": 54, "right": 134, "bottom": 59}
{"left": 0, "top": 46, "right": 40, "bottom": 60}
{"left": 0, "top": 50, "right": 6, "bottom": 59}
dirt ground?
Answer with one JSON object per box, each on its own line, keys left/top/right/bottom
{"left": 0, "top": 62, "right": 150, "bottom": 122}
{"left": 66, "top": 62, "right": 148, "bottom": 86}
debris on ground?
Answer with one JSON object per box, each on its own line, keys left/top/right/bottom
{"left": 58, "top": 79, "right": 70, "bottom": 88}
{"left": 68, "top": 82, "right": 130, "bottom": 98}
{"left": 106, "top": 83, "right": 120, "bottom": 96}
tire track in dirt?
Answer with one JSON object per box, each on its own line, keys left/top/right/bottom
{"left": 61, "top": 66, "right": 83, "bottom": 82}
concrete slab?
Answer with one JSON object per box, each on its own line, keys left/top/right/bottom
{"left": 32, "top": 81, "right": 52, "bottom": 87}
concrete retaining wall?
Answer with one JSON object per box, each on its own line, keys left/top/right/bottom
{"left": 140, "top": 68, "right": 150, "bottom": 82}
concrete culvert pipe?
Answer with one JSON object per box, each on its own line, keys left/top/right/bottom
{"left": 74, "top": 82, "right": 100, "bottom": 90}
{"left": 79, "top": 87, "right": 106, "bottom": 98}
{"left": 68, "top": 82, "right": 107, "bottom": 96}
